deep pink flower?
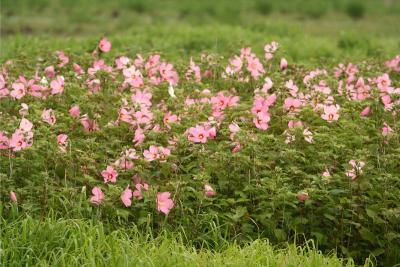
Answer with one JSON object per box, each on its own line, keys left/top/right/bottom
{"left": 204, "top": 184, "right": 216, "bottom": 197}
{"left": 360, "top": 106, "right": 371, "bottom": 117}
{"left": 90, "top": 186, "right": 104, "bottom": 205}
{"left": 157, "top": 192, "right": 174, "bottom": 215}
{"left": 99, "top": 38, "right": 111, "bottom": 53}
{"left": 101, "top": 165, "right": 118, "bottom": 183}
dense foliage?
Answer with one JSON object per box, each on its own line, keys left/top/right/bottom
{"left": 1, "top": 39, "right": 399, "bottom": 265}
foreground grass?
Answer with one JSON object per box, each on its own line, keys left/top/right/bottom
{"left": 0, "top": 216, "right": 367, "bottom": 267}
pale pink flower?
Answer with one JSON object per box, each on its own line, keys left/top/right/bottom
{"left": 56, "top": 51, "right": 69, "bottom": 67}
{"left": 131, "top": 90, "right": 152, "bottom": 107}
{"left": 69, "top": 105, "right": 80, "bottom": 118}
{"left": 303, "top": 128, "right": 314, "bottom": 143}
{"left": 19, "top": 103, "right": 29, "bottom": 116}
{"left": 80, "top": 115, "right": 100, "bottom": 132}
{"left": 261, "top": 77, "right": 273, "bottom": 93}
{"left": 232, "top": 142, "right": 241, "bottom": 153}
{"left": 322, "top": 169, "right": 331, "bottom": 178}
{"left": 73, "top": 63, "right": 85, "bottom": 75}
{"left": 143, "top": 145, "right": 159, "bottom": 161}
{"left": 288, "top": 121, "right": 303, "bottom": 128}
{"left": 101, "top": 165, "right": 118, "bottom": 183}
{"left": 115, "top": 56, "right": 130, "bottom": 69}
{"left": 280, "top": 58, "right": 288, "bottom": 71}
{"left": 321, "top": 105, "right": 340, "bottom": 123}
{"left": 50, "top": 76, "right": 65, "bottom": 95}
{"left": 19, "top": 118, "right": 33, "bottom": 132}
{"left": 9, "top": 130, "right": 29, "bottom": 151}
{"left": 229, "top": 123, "right": 240, "bottom": 133}
{"left": 44, "top": 66, "right": 56, "bottom": 78}
{"left": 247, "top": 56, "right": 264, "bottom": 79}
{"left": 57, "top": 134, "right": 68, "bottom": 152}
{"left": 376, "top": 73, "right": 391, "bottom": 91}
{"left": 10, "top": 82, "right": 26, "bottom": 99}
{"left": 158, "top": 146, "right": 171, "bottom": 162}
{"left": 42, "top": 109, "right": 56, "bottom": 125}
{"left": 133, "top": 127, "right": 145, "bottom": 146}
{"left": 10, "top": 191, "right": 17, "bottom": 202}
{"left": 121, "top": 186, "right": 133, "bottom": 207}
{"left": 187, "top": 125, "right": 208, "bottom": 143}
{"left": 163, "top": 111, "right": 179, "bottom": 128}
{"left": 90, "top": 186, "right": 104, "bottom": 205}
{"left": 99, "top": 38, "right": 111, "bottom": 53}
{"left": 297, "top": 192, "right": 309, "bottom": 202}
{"left": 382, "top": 123, "right": 393, "bottom": 137}
{"left": 284, "top": 98, "right": 302, "bottom": 112}
{"left": 0, "top": 131, "right": 9, "bottom": 150}
{"left": 157, "top": 192, "right": 174, "bottom": 215}
{"left": 132, "top": 183, "right": 149, "bottom": 200}
{"left": 86, "top": 79, "right": 101, "bottom": 93}
{"left": 346, "top": 160, "right": 365, "bottom": 180}
{"left": 253, "top": 111, "right": 270, "bottom": 130}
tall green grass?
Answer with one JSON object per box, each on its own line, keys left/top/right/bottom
{"left": 0, "top": 215, "right": 369, "bottom": 266}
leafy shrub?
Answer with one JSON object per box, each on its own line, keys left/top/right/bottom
{"left": 254, "top": 0, "right": 273, "bottom": 16}
{"left": 1, "top": 40, "right": 400, "bottom": 265}
{"left": 346, "top": 1, "right": 365, "bottom": 20}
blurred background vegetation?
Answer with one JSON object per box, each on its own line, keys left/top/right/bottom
{"left": 1, "top": 0, "right": 399, "bottom": 63}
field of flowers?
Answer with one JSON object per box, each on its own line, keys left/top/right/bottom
{"left": 1, "top": 0, "right": 400, "bottom": 266}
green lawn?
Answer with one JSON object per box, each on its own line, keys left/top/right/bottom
{"left": 1, "top": 215, "right": 368, "bottom": 267}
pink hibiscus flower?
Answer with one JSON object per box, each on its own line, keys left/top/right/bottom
{"left": 42, "top": 109, "right": 56, "bottom": 125}
{"left": 99, "top": 38, "right": 111, "bottom": 53}
{"left": 90, "top": 186, "right": 104, "bottom": 205}
{"left": 121, "top": 186, "right": 133, "bottom": 207}
{"left": 101, "top": 165, "right": 118, "bottom": 183}
{"left": 321, "top": 105, "right": 340, "bottom": 123}
{"left": 157, "top": 192, "right": 174, "bottom": 215}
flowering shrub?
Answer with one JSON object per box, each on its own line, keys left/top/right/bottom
{"left": 0, "top": 38, "right": 399, "bottom": 264}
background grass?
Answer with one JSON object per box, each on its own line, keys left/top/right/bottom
{"left": 1, "top": 0, "right": 399, "bottom": 63}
